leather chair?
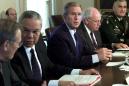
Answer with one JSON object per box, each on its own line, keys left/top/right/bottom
{"left": 50, "top": 15, "right": 64, "bottom": 28}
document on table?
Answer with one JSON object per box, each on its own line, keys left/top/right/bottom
{"left": 106, "top": 61, "right": 125, "bottom": 66}
{"left": 59, "top": 75, "right": 101, "bottom": 86}
{"left": 117, "top": 48, "right": 129, "bottom": 51}
{"left": 126, "top": 76, "right": 129, "bottom": 85}
{"left": 112, "top": 52, "right": 126, "bottom": 57}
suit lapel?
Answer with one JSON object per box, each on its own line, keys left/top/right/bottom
{"left": 35, "top": 44, "right": 46, "bottom": 80}
{"left": 62, "top": 24, "right": 77, "bottom": 54}
{"left": 94, "top": 31, "right": 102, "bottom": 47}
{"left": 18, "top": 46, "right": 33, "bottom": 78}
{"left": 112, "top": 14, "right": 125, "bottom": 33}
{"left": 79, "top": 24, "right": 95, "bottom": 50}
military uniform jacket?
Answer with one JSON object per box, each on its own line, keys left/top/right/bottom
{"left": 100, "top": 12, "right": 129, "bottom": 46}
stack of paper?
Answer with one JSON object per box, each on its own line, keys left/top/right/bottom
{"left": 112, "top": 48, "right": 129, "bottom": 57}
{"left": 106, "top": 61, "right": 125, "bottom": 66}
{"left": 112, "top": 52, "right": 126, "bottom": 57}
{"left": 117, "top": 48, "right": 129, "bottom": 51}
{"left": 119, "top": 64, "right": 129, "bottom": 71}
{"left": 59, "top": 75, "right": 101, "bottom": 86}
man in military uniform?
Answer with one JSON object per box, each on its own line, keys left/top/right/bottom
{"left": 100, "top": 0, "right": 129, "bottom": 49}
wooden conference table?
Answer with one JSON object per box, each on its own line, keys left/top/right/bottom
{"left": 95, "top": 58, "right": 129, "bottom": 86}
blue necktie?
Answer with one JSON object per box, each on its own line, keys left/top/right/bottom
{"left": 30, "top": 48, "right": 42, "bottom": 80}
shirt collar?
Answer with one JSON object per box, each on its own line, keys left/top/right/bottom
{"left": 24, "top": 45, "right": 36, "bottom": 53}
{"left": 65, "top": 22, "right": 76, "bottom": 36}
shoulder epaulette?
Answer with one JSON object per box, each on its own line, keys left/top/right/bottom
{"left": 105, "top": 15, "right": 114, "bottom": 24}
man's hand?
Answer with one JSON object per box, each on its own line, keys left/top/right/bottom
{"left": 79, "top": 69, "right": 99, "bottom": 75}
{"left": 59, "top": 81, "right": 77, "bottom": 86}
{"left": 113, "top": 43, "right": 129, "bottom": 49}
{"left": 41, "top": 81, "right": 47, "bottom": 86}
{"left": 96, "top": 48, "right": 112, "bottom": 62}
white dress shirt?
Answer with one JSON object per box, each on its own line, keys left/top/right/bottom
{"left": 24, "top": 46, "right": 42, "bottom": 75}
{"left": 84, "top": 25, "right": 100, "bottom": 63}
{"left": 24, "top": 45, "right": 80, "bottom": 86}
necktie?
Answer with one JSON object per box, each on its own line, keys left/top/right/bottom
{"left": 90, "top": 32, "right": 97, "bottom": 49}
{"left": 74, "top": 32, "right": 80, "bottom": 57}
{"left": 30, "top": 48, "right": 42, "bottom": 80}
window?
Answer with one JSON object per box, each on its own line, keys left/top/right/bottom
{"left": 26, "top": 0, "right": 51, "bottom": 36}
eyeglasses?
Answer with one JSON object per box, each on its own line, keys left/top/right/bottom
{"left": 87, "top": 18, "right": 101, "bottom": 23}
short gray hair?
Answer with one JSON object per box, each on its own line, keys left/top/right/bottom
{"left": 83, "top": 7, "right": 101, "bottom": 19}
{"left": 113, "top": 0, "right": 127, "bottom": 7}
{"left": 0, "top": 19, "right": 22, "bottom": 46}
{"left": 19, "top": 10, "right": 42, "bottom": 25}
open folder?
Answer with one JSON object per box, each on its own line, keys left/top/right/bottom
{"left": 59, "top": 75, "right": 101, "bottom": 86}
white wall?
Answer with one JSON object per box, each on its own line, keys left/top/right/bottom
{"left": 55, "top": 0, "right": 94, "bottom": 15}
{"left": 0, "top": 0, "right": 16, "bottom": 18}
{"left": 0, "top": 0, "right": 25, "bottom": 19}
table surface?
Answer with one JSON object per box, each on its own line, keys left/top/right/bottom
{"left": 95, "top": 57, "right": 129, "bottom": 86}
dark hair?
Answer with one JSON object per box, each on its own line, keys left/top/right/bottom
{"left": 5, "top": 9, "right": 10, "bottom": 16}
{"left": 0, "top": 19, "right": 22, "bottom": 46}
{"left": 63, "top": 2, "right": 82, "bottom": 16}
{"left": 19, "top": 10, "right": 42, "bottom": 24}
{"left": 5, "top": 8, "right": 16, "bottom": 16}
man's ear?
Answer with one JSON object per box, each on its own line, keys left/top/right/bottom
{"left": 3, "top": 40, "right": 10, "bottom": 51}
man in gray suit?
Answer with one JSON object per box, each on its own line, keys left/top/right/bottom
{"left": 0, "top": 19, "right": 28, "bottom": 86}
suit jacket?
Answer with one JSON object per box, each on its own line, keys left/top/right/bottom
{"left": 0, "top": 61, "right": 27, "bottom": 86}
{"left": 11, "top": 36, "right": 72, "bottom": 86}
{"left": 100, "top": 12, "right": 129, "bottom": 46}
{"left": 78, "top": 22, "right": 103, "bottom": 51}
{"left": 0, "top": 72, "right": 4, "bottom": 86}
{"left": 47, "top": 23, "right": 96, "bottom": 69}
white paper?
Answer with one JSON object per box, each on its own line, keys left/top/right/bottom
{"left": 59, "top": 75, "right": 101, "bottom": 85}
{"left": 106, "top": 61, "right": 125, "bottom": 66}
{"left": 117, "top": 48, "right": 129, "bottom": 51}
{"left": 112, "top": 52, "right": 126, "bottom": 57}
{"left": 119, "top": 64, "right": 129, "bottom": 71}
{"left": 126, "top": 76, "right": 129, "bottom": 85}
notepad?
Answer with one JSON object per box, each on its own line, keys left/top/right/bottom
{"left": 59, "top": 75, "right": 101, "bottom": 86}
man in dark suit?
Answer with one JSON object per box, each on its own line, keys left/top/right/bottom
{"left": 11, "top": 10, "right": 99, "bottom": 86}
{"left": 0, "top": 19, "right": 28, "bottom": 86}
{"left": 99, "top": 0, "right": 129, "bottom": 49}
{"left": 78, "top": 7, "right": 112, "bottom": 60}
{"left": 78, "top": 21, "right": 103, "bottom": 51}
{"left": 47, "top": 2, "right": 112, "bottom": 69}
